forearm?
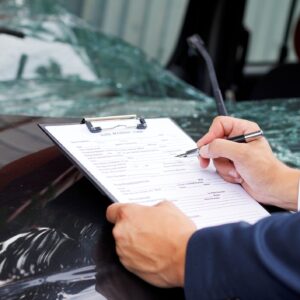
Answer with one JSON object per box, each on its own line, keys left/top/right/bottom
{"left": 184, "top": 213, "right": 300, "bottom": 300}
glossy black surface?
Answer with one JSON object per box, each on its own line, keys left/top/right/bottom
{"left": 0, "top": 115, "right": 184, "bottom": 299}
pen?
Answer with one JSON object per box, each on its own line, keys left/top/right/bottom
{"left": 175, "top": 130, "right": 264, "bottom": 158}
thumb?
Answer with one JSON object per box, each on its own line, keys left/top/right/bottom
{"left": 106, "top": 203, "right": 124, "bottom": 224}
{"left": 199, "top": 139, "right": 246, "bottom": 162}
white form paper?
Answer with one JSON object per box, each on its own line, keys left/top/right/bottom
{"left": 44, "top": 118, "right": 269, "bottom": 229}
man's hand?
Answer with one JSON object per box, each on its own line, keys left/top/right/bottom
{"left": 106, "top": 201, "right": 196, "bottom": 287}
{"left": 197, "top": 116, "right": 300, "bottom": 210}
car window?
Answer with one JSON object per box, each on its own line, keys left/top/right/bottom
{"left": 66, "top": 0, "right": 189, "bottom": 65}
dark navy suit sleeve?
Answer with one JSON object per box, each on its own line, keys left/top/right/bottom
{"left": 184, "top": 212, "right": 300, "bottom": 300}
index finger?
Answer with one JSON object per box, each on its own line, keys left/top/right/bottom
{"left": 197, "top": 116, "right": 260, "bottom": 147}
{"left": 106, "top": 203, "right": 124, "bottom": 224}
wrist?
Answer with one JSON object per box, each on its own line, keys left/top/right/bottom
{"left": 273, "top": 164, "right": 300, "bottom": 211}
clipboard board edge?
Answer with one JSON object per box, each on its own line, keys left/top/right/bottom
{"left": 38, "top": 123, "right": 119, "bottom": 204}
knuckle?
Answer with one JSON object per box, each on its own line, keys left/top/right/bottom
{"left": 161, "top": 199, "right": 171, "bottom": 205}
{"left": 163, "top": 200, "right": 175, "bottom": 207}
{"left": 211, "top": 116, "right": 223, "bottom": 128}
{"left": 115, "top": 244, "right": 123, "bottom": 257}
{"left": 118, "top": 206, "right": 129, "bottom": 220}
{"left": 213, "top": 115, "right": 225, "bottom": 123}
{"left": 112, "top": 225, "right": 123, "bottom": 240}
{"left": 156, "top": 200, "right": 172, "bottom": 208}
{"left": 213, "top": 115, "right": 233, "bottom": 124}
{"left": 156, "top": 200, "right": 177, "bottom": 212}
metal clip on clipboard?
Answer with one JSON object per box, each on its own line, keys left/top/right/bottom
{"left": 81, "top": 115, "right": 147, "bottom": 133}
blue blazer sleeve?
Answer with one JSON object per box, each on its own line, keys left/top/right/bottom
{"left": 184, "top": 212, "right": 300, "bottom": 300}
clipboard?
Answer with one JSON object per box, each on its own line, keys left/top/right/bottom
{"left": 39, "top": 115, "right": 148, "bottom": 201}
{"left": 82, "top": 115, "right": 147, "bottom": 133}
{"left": 39, "top": 115, "right": 269, "bottom": 229}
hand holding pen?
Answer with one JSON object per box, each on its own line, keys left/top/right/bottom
{"left": 179, "top": 116, "right": 299, "bottom": 211}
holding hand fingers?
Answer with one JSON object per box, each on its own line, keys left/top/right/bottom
{"left": 106, "top": 201, "right": 196, "bottom": 288}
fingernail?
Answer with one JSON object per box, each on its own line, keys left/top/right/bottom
{"left": 199, "top": 145, "right": 209, "bottom": 158}
{"left": 228, "top": 170, "right": 238, "bottom": 178}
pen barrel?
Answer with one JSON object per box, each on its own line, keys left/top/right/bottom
{"left": 228, "top": 134, "right": 246, "bottom": 143}
{"left": 228, "top": 130, "right": 263, "bottom": 143}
